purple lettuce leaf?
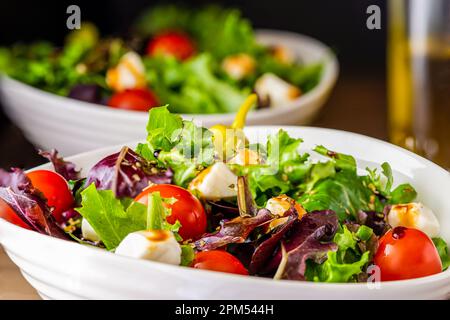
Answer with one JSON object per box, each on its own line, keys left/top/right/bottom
{"left": 0, "top": 168, "right": 69, "bottom": 239}
{"left": 205, "top": 200, "right": 240, "bottom": 231}
{"left": 39, "top": 149, "right": 80, "bottom": 181}
{"left": 195, "top": 208, "right": 274, "bottom": 251}
{"left": 277, "top": 237, "right": 337, "bottom": 281}
{"left": 0, "top": 167, "right": 29, "bottom": 188}
{"left": 84, "top": 146, "right": 173, "bottom": 198}
{"left": 357, "top": 209, "right": 390, "bottom": 236}
{"left": 262, "top": 210, "right": 338, "bottom": 277}
{"left": 68, "top": 84, "right": 102, "bottom": 104}
{"left": 249, "top": 206, "right": 299, "bottom": 274}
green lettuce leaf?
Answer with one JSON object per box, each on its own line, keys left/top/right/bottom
{"left": 185, "top": 54, "right": 249, "bottom": 113}
{"left": 433, "top": 237, "right": 450, "bottom": 271}
{"left": 135, "top": 5, "right": 257, "bottom": 60}
{"left": 241, "top": 129, "right": 310, "bottom": 205}
{"left": 146, "top": 191, "right": 181, "bottom": 237}
{"left": 180, "top": 245, "right": 195, "bottom": 266}
{"left": 297, "top": 147, "right": 395, "bottom": 221}
{"left": 144, "top": 105, "right": 183, "bottom": 152}
{"left": 306, "top": 225, "right": 370, "bottom": 282}
{"left": 76, "top": 184, "right": 147, "bottom": 250}
{"left": 137, "top": 106, "right": 215, "bottom": 187}
{"left": 77, "top": 184, "right": 184, "bottom": 250}
{"left": 314, "top": 251, "right": 370, "bottom": 283}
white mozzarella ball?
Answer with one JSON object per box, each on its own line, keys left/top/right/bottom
{"left": 81, "top": 218, "right": 100, "bottom": 242}
{"left": 388, "top": 203, "right": 440, "bottom": 238}
{"left": 254, "top": 73, "right": 301, "bottom": 108}
{"left": 189, "top": 162, "right": 237, "bottom": 200}
{"left": 115, "top": 230, "right": 181, "bottom": 265}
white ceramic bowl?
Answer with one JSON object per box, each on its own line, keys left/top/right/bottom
{"left": 0, "top": 127, "right": 449, "bottom": 300}
{"left": 0, "top": 30, "right": 338, "bottom": 156}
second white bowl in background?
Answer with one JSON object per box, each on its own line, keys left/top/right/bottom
{"left": 0, "top": 30, "right": 338, "bottom": 155}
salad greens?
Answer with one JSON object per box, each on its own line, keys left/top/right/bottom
{"left": 0, "top": 5, "right": 323, "bottom": 114}
{"left": 0, "top": 105, "right": 448, "bottom": 284}
{"left": 135, "top": 5, "right": 258, "bottom": 60}
{"left": 137, "top": 105, "right": 214, "bottom": 187}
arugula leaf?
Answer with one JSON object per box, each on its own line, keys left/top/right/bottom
{"left": 76, "top": 184, "right": 147, "bottom": 250}
{"left": 314, "top": 145, "right": 357, "bottom": 173}
{"left": 433, "top": 237, "right": 450, "bottom": 271}
{"left": 381, "top": 162, "right": 393, "bottom": 193}
{"left": 298, "top": 170, "right": 380, "bottom": 221}
{"left": 364, "top": 162, "right": 417, "bottom": 204}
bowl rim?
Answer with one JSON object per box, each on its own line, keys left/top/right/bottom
{"left": 0, "top": 29, "right": 339, "bottom": 121}
{"left": 1, "top": 125, "right": 449, "bottom": 291}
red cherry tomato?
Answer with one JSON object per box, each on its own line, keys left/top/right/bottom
{"left": 0, "top": 199, "right": 31, "bottom": 229}
{"left": 374, "top": 227, "right": 442, "bottom": 281}
{"left": 27, "top": 170, "right": 74, "bottom": 223}
{"left": 192, "top": 250, "right": 248, "bottom": 275}
{"left": 146, "top": 31, "right": 196, "bottom": 61}
{"left": 108, "top": 88, "right": 160, "bottom": 112}
{"left": 135, "top": 184, "right": 206, "bottom": 240}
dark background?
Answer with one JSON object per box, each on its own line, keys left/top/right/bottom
{"left": 0, "top": 0, "right": 387, "bottom": 169}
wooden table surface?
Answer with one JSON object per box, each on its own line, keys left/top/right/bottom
{"left": 0, "top": 72, "right": 386, "bottom": 300}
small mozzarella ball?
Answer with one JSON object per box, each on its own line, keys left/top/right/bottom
{"left": 388, "top": 203, "right": 440, "bottom": 238}
{"left": 222, "top": 53, "right": 256, "bottom": 80}
{"left": 115, "top": 230, "right": 181, "bottom": 265}
{"left": 81, "top": 218, "right": 100, "bottom": 242}
{"left": 106, "top": 51, "right": 146, "bottom": 92}
{"left": 228, "top": 148, "right": 262, "bottom": 166}
{"left": 189, "top": 162, "right": 237, "bottom": 200}
{"left": 254, "top": 73, "right": 301, "bottom": 108}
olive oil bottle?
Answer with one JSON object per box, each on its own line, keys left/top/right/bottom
{"left": 388, "top": 0, "right": 450, "bottom": 169}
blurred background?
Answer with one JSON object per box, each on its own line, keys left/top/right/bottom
{"left": 0, "top": 0, "right": 387, "bottom": 169}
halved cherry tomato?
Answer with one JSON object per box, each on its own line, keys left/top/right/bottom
{"left": 0, "top": 199, "right": 31, "bottom": 229}
{"left": 374, "top": 227, "right": 442, "bottom": 281}
{"left": 108, "top": 88, "right": 159, "bottom": 112}
{"left": 27, "top": 170, "right": 74, "bottom": 223}
{"left": 135, "top": 184, "right": 206, "bottom": 240}
{"left": 146, "top": 31, "right": 196, "bottom": 61}
{"left": 191, "top": 250, "right": 248, "bottom": 275}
